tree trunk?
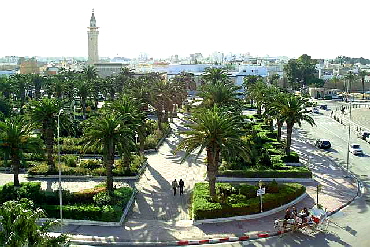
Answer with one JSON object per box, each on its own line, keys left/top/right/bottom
{"left": 106, "top": 140, "right": 115, "bottom": 193}
{"left": 257, "top": 103, "right": 262, "bottom": 115}
{"left": 138, "top": 126, "right": 145, "bottom": 154}
{"left": 277, "top": 120, "right": 283, "bottom": 142}
{"left": 123, "top": 152, "right": 131, "bottom": 170}
{"left": 362, "top": 78, "right": 365, "bottom": 100}
{"left": 206, "top": 147, "right": 220, "bottom": 198}
{"left": 82, "top": 98, "right": 86, "bottom": 120}
{"left": 45, "top": 125, "right": 55, "bottom": 171}
{"left": 285, "top": 122, "right": 294, "bottom": 155}
{"left": 157, "top": 111, "right": 163, "bottom": 131}
{"left": 11, "top": 153, "right": 20, "bottom": 187}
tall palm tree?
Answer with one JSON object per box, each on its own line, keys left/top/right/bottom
{"left": 344, "top": 71, "right": 356, "bottom": 102}
{"left": 248, "top": 81, "right": 269, "bottom": 115}
{"left": 358, "top": 69, "right": 369, "bottom": 100}
{"left": 0, "top": 116, "right": 43, "bottom": 186}
{"left": 109, "top": 95, "right": 143, "bottom": 168}
{"left": 176, "top": 106, "right": 250, "bottom": 197}
{"left": 28, "top": 98, "right": 61, "bottom": 171}
{"left": 199, "top": 81, "right": 241, "bottom": 110}
{"left": 202, "top": 67, "right": 229, "bottom": 85}
{"left": 273, "top": 94, "right": 315, "bottom": 154}
{"left": 265, "top": 91, "right": 288, "bottom": 141}
{"left": 83, "top": 113, "right": 131, "bottom": 192}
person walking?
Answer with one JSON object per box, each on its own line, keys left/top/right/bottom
{"left": 179, "top": 179, "right": 185, "bottom": 195}
{"left": 172, "top": 179, "right": 178, "bottom": 196}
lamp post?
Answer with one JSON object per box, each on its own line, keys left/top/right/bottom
{"left": 258, "top": 180, "right": 264, "bottom": 213}
{"left": 57, "top": 109, "right": 64, "bottom": 231}
{"left": 345, "top": 77, "right": 352, "bottom": 173}
{"left": 135, "top": 133, "right": 139, "bottom": 144}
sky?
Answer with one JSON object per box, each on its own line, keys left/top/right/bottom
{"left": 1, "top": 0, "right": 369, "bottom": 60}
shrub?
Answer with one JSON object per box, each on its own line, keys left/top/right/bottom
{"left": 80, "top": 159, "right": 101, "bottom": 170}
{"left": 238, "top": 184, "right": 258, "bottom": 199}
{"left": 91, "top": 167, "right": 106, "bottom": 176}
{"left": 192, "top": 182, "right": 305, "bottom": 220}
{"left": 62, "top": 155, "right": 78, "bottom": 167}
{"left": 93, "top": 192, "right": 112, "bottom": 207}
{"left": 0, "top": 182, "right": 43, "bottom": 205}
{"left": 144, "top": 134, "right": 157, "bottom": 150}
{"left": 218, "top": 168, "right": 312, "bottom": 178}
{"left": 282, "top": 151, "right": 299, "bottom": 163}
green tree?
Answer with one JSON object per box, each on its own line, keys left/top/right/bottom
{"left": 0, "top": 117, "right": 43, "bottom": 186}
{"left": 272, "top": 94, "right": 315, "bottom": 154}
{"left": 28, "top": 98, "right": 61, "bottom": 171}
{"left": 199, "top": 81, "right": 242, "bottom": 111}
{"left": 344, "top": 71, "right": 356, "bottom": 101}
{"left": 0, "top": 198, "right": 68, "bottom": 246}
{"left": 358, "top": 69, "right": 369, "bottom": 99}
{"left": 202, "top": 67, "right": 229, "bottom": 85}
{"left": 76, "top": 80, "right": 90, "bottom": 119}
{"left": 176, "top": 106, "right": 250, "bottom": 197}
{"left": 83, "top": 113, "right": 131, "bottom": 192}
{"left": 284, "top": 54, "right": 316, "bottom": 89}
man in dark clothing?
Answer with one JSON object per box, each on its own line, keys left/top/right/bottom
{"left": 179, "top": 179, "right": 185, "bottom": 195}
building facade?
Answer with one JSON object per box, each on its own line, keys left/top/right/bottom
{"left": 87, "top": 9, "right": 99, "bottom": 65}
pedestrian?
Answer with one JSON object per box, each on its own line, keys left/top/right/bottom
{"left": 172, "top": 179, "right": 178, "bottom": 196}
{"left": 179, "top": 179, "right": 185, "bottom": 195}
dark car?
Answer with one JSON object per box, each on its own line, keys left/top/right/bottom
{"left": 315, "top": 139, "right": 331, "bottom": 149}
{"left": 357, "top": 131, "right": 370, "bottom": 140}
{"left": 319, "top": 104, "right": 328, "bottom": 110}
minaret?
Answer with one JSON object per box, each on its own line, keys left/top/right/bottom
{"left": 87, "top": 9, "right": 99, "bottom": 65}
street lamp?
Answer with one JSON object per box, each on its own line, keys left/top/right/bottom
{"left": 135, "top": 133, "right": 139, "bottom": 144}
{"left": 258, "top": 180, "right": 264, "bottom": 213}
{"left": 345, "top": 77, "right": 352, "bottom": 174}
{"left": 57, "top": 109, "right": 64, "bottom": 231}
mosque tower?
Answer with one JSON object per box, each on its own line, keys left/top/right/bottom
{"left": 87, "top": 9, "right": 99, "bottom": 65}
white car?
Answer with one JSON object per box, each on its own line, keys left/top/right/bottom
{"left": 349, "top": 144, "right": 363, "bottom": 155}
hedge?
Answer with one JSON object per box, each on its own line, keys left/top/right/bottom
{"left": 218, "top": 168, "right": 312, "bottom": 178}
{"left": 192, "top": 182, "right": 305, "bottom": 220}
{"left": 0, "top": 182, "right": 134, "bottom": 222}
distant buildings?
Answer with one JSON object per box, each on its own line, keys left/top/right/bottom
{"left": 20, "top": 58, "right": 39, "bottom": 74}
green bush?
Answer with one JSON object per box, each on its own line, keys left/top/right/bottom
{"left": 80, "top": 159, "right": 101, "bottom": 170}
{"left": 281, "top": 151, "right": 299, "bottom": 163}
{"left": 28, "top": 162, "right": 49, "bottom": 175}
{"left": 218, "top": 168, "right": 312, "bottom": 178}
{"left": 0, "top": 182, "right": 43, "bottom": 204}
{"left": 238, "top": 184, "right": 258, "bottom": 199}
{"left": 93, "top": 192, "right": 112, "bottom": 207}
{"left": 144, "top": 134, "right": 157, "bottom": 150}
{"left": 62, "top": 155, "right": 78, "bottom": 167}
{"left": 192, "top": 182, "right": 305, "bottom": 220}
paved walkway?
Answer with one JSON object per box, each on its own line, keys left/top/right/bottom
{"left": 59, "top": 113, "right": 358, "bottom": 244}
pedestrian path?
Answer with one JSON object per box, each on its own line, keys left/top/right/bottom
{"left": 128, "top": 115, "right": 207, "bottom": 221}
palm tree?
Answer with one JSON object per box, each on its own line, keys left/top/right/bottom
{"left": 199, "top": 81, "right": 241, "bottom": 110}
{"left": 0, "top": 77, "right": 12, "bottom": 100}
{"left": 202, "top": 67, "right": 229, "bottom": 85}
{"left": 330, "top": 75, "right": 340, "bottom": 90}
{"left": 83, "top": 113, "right": 131, "bottom": 192}
{"left": 358, "top": 69, "right": 369, "bottom": 100}
{"left": 176, "top": 106, "right": 250, "bottom": 197}
{"left": 0, "top": 199, "right": 68, "bottom": 246}
{"left": 273, "top": 94, "right": 315, "bottom": 154}
{"left": 0, "top": 116, "right": 43, "bottom": 186}
{"left": 265, "top": 91, "right": 288, "bottom": 141}
{"left": 76, "top": 80, "right": 90, "bottom": 119}
{"left": 344, "top": 71, "right": 356, "bottom": 102}
{"left": 28, "top": 98, "right": 61, "bottom": 171}
{"left": 248, "top": 81, "right": 269, "bottom": 115}
{"left": 109, "top": 95, "right": 143, "bottom": 168}
{"left": 83, "top": 65, "right": 98, "bottom": 83}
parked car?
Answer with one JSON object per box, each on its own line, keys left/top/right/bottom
{"left": 366, "top": 136, "right": 370, "bottom": 144}
{"left": 357, "top": 131, "right": 370, "bottom": 140}
{"left": 312, "top": 108, "right": 319, "bottom": 114}
{"left": 349, "top": 144, "right": 363, "bottom": 155}
{"left": 315, "top": 139, "right": 331, "bottom": 149}
{"left": 319, "top": 104, "right": 328, "bottom": 110}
